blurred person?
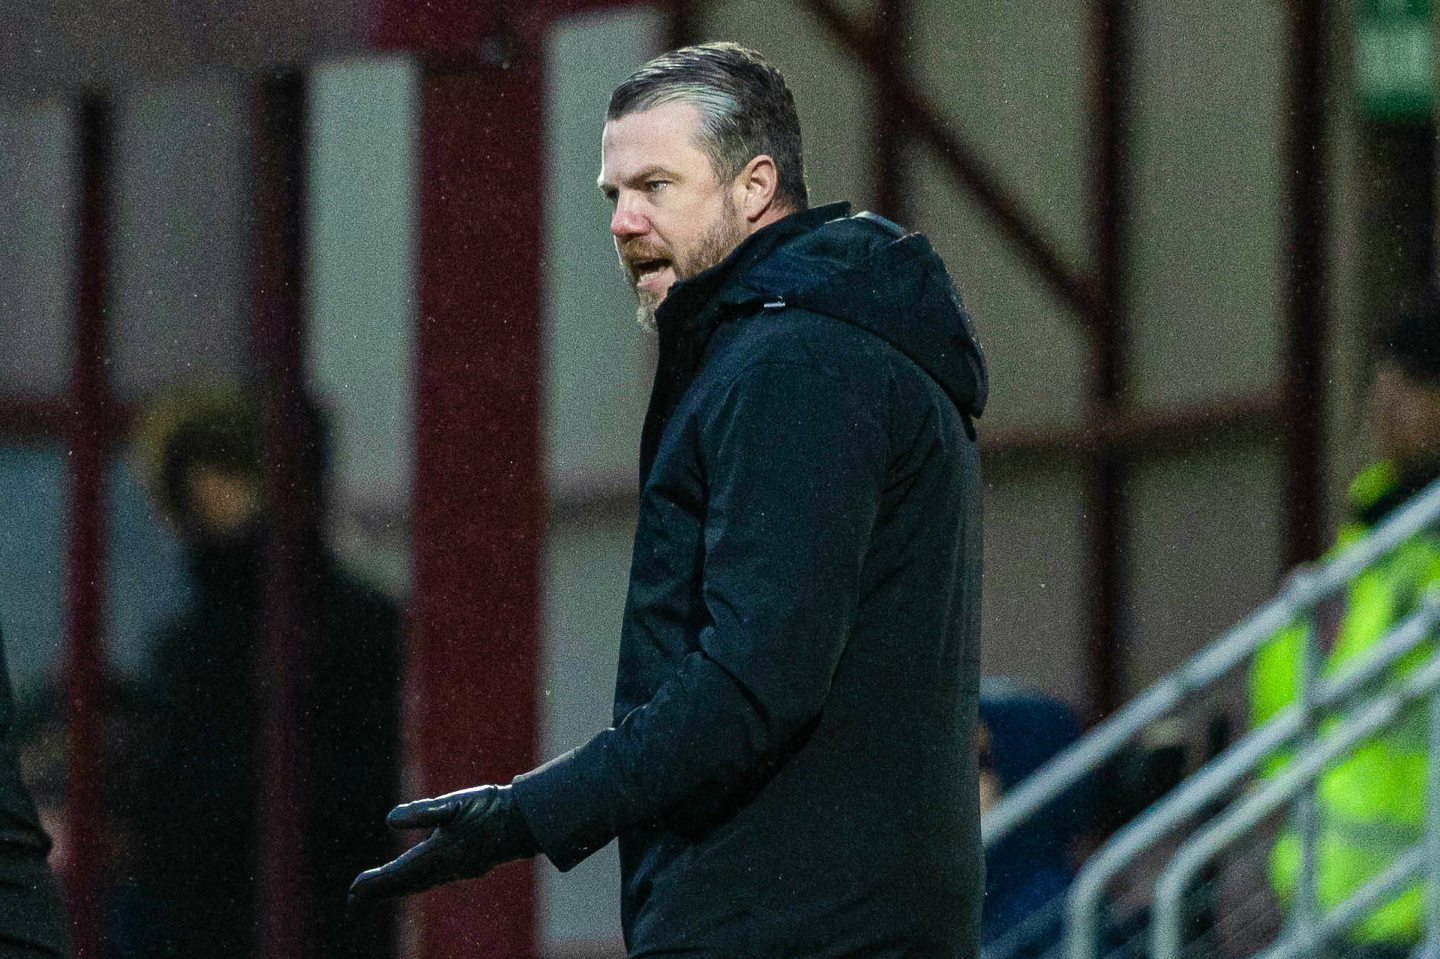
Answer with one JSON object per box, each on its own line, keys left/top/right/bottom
{"left": 977, "top": 683, "right": 1088, "bottom": 959}
{"left": 17, "top": 679, "right": 168, "bottom": 958}
{"left": 348, "top": 42, "right": 989, "bottom": 959}
{"left": 1250, "top": 288, "right": 1440, "bottom": 959}
{"left": 0, "top": 627, "right": 69, "bottom": 958}
{"left": 132, "top": 389, "right": 402, "bottom": 959}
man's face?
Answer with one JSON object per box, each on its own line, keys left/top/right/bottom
{"left": 599, "top": 101, "right": 747, "bottom": 329}
{"left": 1372, "top": 363, "right": 1440, "bottom": 471}
{"left": 183, "top": 465, "right": 262, "bottom": 545}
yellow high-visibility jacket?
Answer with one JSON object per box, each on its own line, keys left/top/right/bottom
{"left": 1249, "top": 461, "right": 1440, "bottom": 943}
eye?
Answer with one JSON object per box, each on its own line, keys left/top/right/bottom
{"left": 601, "top": 188, "right": 618, "bottom": 206}
{"left": 645, "top": 179, "right": 669, "bottom": 193}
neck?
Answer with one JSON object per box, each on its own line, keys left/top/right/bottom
{"left": 747, "top": 203, "right": 794, "bottom": 237}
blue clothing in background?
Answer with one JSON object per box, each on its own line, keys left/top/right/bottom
{"left": 980, "top": 687, "right": 1091, "bottom": 958}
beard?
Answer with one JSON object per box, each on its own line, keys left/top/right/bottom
{"left": 625, "top": 202, "right": 745, "bottom": 332}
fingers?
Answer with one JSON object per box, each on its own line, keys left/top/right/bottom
{"left": 386, "top": 795, "right": 460, "bottom": 830}
{"left": 348, "top": 787, "right": 511, "bottom": 917}
{"left": 347, "top": 833, "right": 449, "bottom": 910}
{"left": 350, "top": 787, "right": 502, "bottom": 915}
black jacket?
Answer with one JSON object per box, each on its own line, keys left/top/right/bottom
{"left": 140, "top": 538, "right": 402, "bottom": 959}
{"left": 0, "top": 626, "right": 68, "bottom": 959}
{"left": 514, "top": 203, "right": 987, "bottom": 958}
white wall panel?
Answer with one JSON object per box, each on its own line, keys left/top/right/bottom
{"left": 110, "top": 77, "right": 251, "bottom": 401}
{"left": 308, "top": 55, "right": 419, "bottom": 594}
{"left": 1126, "top": 445, "right": 1285, "bottom": 696}
{"left": 907, "top": 0, "right": 1091, "bottom": 431}
{"left": 980, "top": 464, "right": 1089, "bottom": 708}
{"left": 1130, "top": 0, "right": 1287, "bottom": 409}
{"left": 539, "top": 517, "right": 633, "bottom": 950}
{"left": 909, "top": 0, "right": 1089, "bottom": 269}
{"left": 544, "top": 7, "right": 664, "bottom": 492}
{"left": 0, "top": 449, "right": 188, "bottom": 697}
{"left": 912, "top": 146, "right": 1091, "bottom": 432}
{"left": 0, "top": 101, "right": 73, "bottom": 399}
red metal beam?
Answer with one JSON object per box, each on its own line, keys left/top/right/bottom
{"left": 409, "top": 58, "right": 545, "bottom": 959}
{"left": 551, "top": 398, "right": 1287, "bottom": 531}
{"left": 371, "top": 0, "right": 654, "bottom": 54}
{"left": 252, "top": 72, "right": 313, "bottom": 959}
{"left": 983, "top": 392, "right": 1285, "bottom": 468}
{"left": 0, "top": 399, "right": 136, "bottom": 450}
{"left": 63, "top": 93, "right": 111, "bottom": 959}
{"left": 800, "top": 0, "right": 1097, "bottom": 322}
{"left": 0, "top": 398, "right": 135, "bottom": 444}
{"left": 1282, "top": 0, "right": 1329, "bottom": 568}
{"left": 371, "top": 0, "right": 505, "bottom": 56}
{"left": 0, "top": 398, "right": 72, "bottom": 442}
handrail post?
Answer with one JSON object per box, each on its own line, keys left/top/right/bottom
{"left": 987, "top": 478, "right": 1440, "bottom": 854}
{"left": 1064, "top": 603, "right": 1440, "bottom": 959}
{"left": 1151, "top": 648, "right": 1440, "bottom": 959}
{"left": 1293, "top": 596, "right": 1321, "bottom": 943}
{"left": 1425, "top": 681, "right": 1440, "bottom": 959}
{"left": 1066, "top": 858, "right": 1107, "bottom": 959}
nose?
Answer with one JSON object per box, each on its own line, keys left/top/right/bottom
{"left": 610, "top": 196, "right": 649, "bottom": 241}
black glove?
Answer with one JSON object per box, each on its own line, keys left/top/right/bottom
{"left": 347, "top": 784, "right": 539, "bottom": 911}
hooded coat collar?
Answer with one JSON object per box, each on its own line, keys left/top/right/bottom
{"left": 639, "top": 201, "right": 988, "bottom": 478}
{"left": 653, "top": 202, "right": 853, "bottom": 338}
{"left": 640, "top": 203, "right": 853, "bottom": 476}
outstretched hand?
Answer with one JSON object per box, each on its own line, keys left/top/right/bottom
{"left": 347, "top": 784, "right": 538, "bottom": 912}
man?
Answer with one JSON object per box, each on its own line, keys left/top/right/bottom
{"left": 1250, "top": 289, "right": 1440, "bottom": 959}
{"left": 977, "top": 683, "right": 1089, "bottom": 958}
{"left": 350, "top": 43, "right": 988, "bottom": 958}
{"left": 0, "top": 624, "right": 67, "bottom": 958}
{"left": 133, "top": 390, "right": 402, "bottom": 958}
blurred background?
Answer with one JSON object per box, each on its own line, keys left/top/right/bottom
{"left": 0, "top": 0, "right": 1433, "bottom": 957}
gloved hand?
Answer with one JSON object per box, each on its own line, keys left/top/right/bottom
{"left": 347, "top": 784, "right": 539, "bottom": 911}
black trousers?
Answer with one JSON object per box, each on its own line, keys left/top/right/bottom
{"left": 0, "top": 863, "right": 69, "bottom": 959}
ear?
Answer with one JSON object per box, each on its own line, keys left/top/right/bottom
{"left": 735, "top": 154, "right": 780, "bottom": 223}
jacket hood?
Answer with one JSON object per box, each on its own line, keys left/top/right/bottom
{"left": 715, "top": 203, "right": 988, "bottom": 420}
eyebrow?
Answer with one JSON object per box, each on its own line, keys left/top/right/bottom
{"left": 597, "top": 165, "right": 680, "bottom": 195}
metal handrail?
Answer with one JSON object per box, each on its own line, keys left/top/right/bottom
{"left": 983, "top": 474, "right": 1440, "bottom": 851}
{"left": 1150, "top": 647, "right": 1440, "bottom": 959}
{"left": 985, "top": 891, "right": 1066, "bottom": 959}
{"left": 1249, "top": 848, "right": 1426, "bottom": 959}
{"left": 1063, "top": 598, "right": 1440, "bottom": 959}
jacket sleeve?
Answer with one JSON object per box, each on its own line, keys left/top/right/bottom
{"left": 512, "top": 360, "right": 888, "bottom": 870}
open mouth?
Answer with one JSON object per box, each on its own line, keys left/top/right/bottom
{"left": 630, "top": 259, "right": 671, "bottom": 285}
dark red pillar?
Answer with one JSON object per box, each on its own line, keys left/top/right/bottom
{"left": 669, "top": 0, "right": 697, "bottom": 48}
{"left": 872, "top": 0, "right": 911, "bottom": 222}
{"left": 408, "top": 55, "right": 546, "bottom": 959}
{"left": 1283, "top": 0, "right": 1330, "bottom": 568}
{"left": 252, "top": 72, "right": 314, "bottom": 959}
{"left": 64, "top": 93, "right": 112, "bottom": 959}
{"left": 368, "top": 5, "right": 646, "bottom": 955}
{"left": 1086, "top": 0, "right": 1133, "bottom": 718}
